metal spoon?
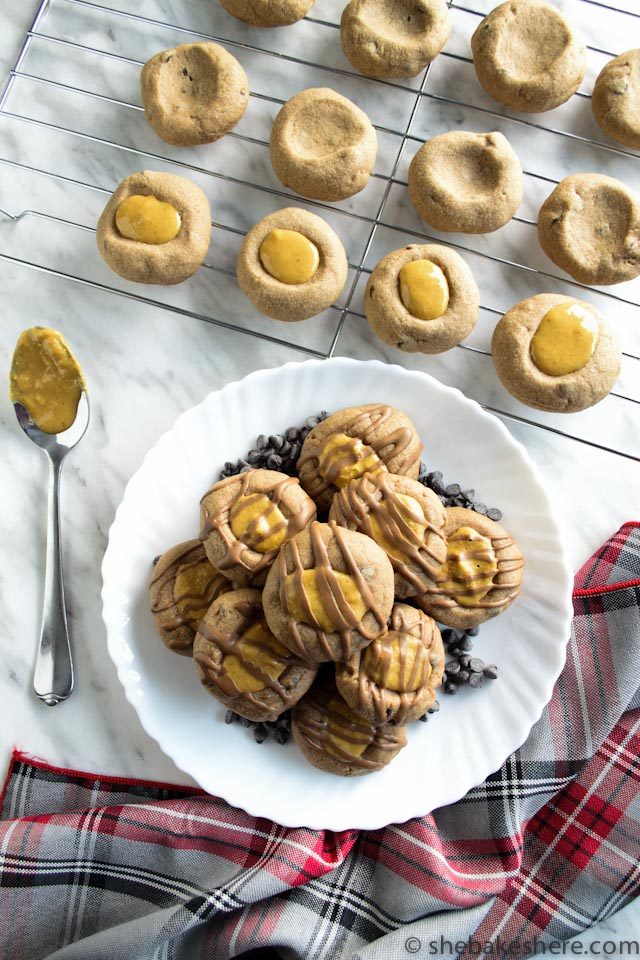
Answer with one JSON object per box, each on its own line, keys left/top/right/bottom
{"left": 14, "top": 392, "right": 90, "bottom": 705}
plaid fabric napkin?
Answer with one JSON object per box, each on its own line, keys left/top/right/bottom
{"left": 1, "top": 522, "right": 639, "bottom": 960}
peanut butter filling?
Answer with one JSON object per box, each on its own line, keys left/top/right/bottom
{"left": 368, "top": 492, "right": 426, "bottom": 562}
{"left": 363, "top": 632, "right": 430, "bottom": 693}
{"left": 284, "top": 568, "right": 367, "bottom": 634}
{"left": 173, "top": 559, "right": 222, "bottom": 630}
{"left": 325, "top": 696, "right": 372, "bottom": 759}
{"left": 115, "top": 194, "right": 182, "bottom": 244}
{"left": 399, "top": 259, "right": 449, "bottom": 320}
{"left": 438, "top": 526, "right": 498, "bottom": 607}
{"left": 220, "top": 620, "right": 290, "bottom": 693}
{"left": 530, "top": 302, "right": 599, "bottom": 377}
{"left": 10, "top": 327, "right": 85, "bottom": 435}
{"left": 259, "top": 228, "right": 320, "bottom": 284}
{"left": 317, "top": 433, "right": 386, "bottom": 490}
{"left": 229, "top": 493, "right": 287, "bottom": 554}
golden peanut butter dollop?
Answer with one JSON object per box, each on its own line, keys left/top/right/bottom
{"left": 173, "top": 560, "right": 221, "bottom": 630}
{"left": 363, "top": 632, "right": 430, "bottom": 693}
{"left": 368, "top": 493, "right": 426, "bottom": 563}
{"left": 317, "top": 433, "right": 386, "bottom": 490}
{"left": 325, "top": 697, "right": 373, "bottom": 759}
{"left": 10, "top": 327, "right": 85, "bottom": 435}
{"left": 439, "top": 526, "right": 498, "bottom": 607}
{"left": 230, "top": 493, "right": 287, "bottom": 554}
{"left": 259, "top": 229, "right": 320, "bottom": 284}
{"left": 399, "top": 259, "right": 449, "bottom": 321}
{"left": 115, "top": 194, "right": 182, "bottom": 244}
{"left": 221, "top": 620, "right": 290, "bottom": 693}
{"left": 530, "top": 302, "right": 600, "bottom": 377}
{"left": 284, "top": 569, "right": 367, "bottom": 634}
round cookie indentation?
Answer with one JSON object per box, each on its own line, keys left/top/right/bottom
{"left": 259, "top": 229, "right": 319, "bottom": 285}
{"left": 492, "top": 293, "right": 622, "bottom": 413}
{"left": 219, "top": 0, "right": 316, "bottom": 27}
{"left": 96, "top": 170, "right": 212, "bottom": 285}
{"left": 408, "top": 131, "right": 523, "bottom": 233}
{"left": 399, "top": 259, "right": 449, "bottom": 320}
{"left": 236, "top": 207, "right": 348, "bottom": 322}
{"left": 592, "top": 50, "right": 640, "bottom": 150}
{"left": 140, "top": 42, "right": 248, "bottom": 147}
{"left": 537, "top": 173, "right": 640, "bottom": 286}
{"left": 270, "top": 88, "right": 377, "bottom": 202}
{"left": 471, "top": 0, "right": 586, "bottom": 113}
{"left": 340, "top": 0, "right": 450, "bottom": 80}
{"left": 365, "top": 244, "right": 480, "bottom": 354}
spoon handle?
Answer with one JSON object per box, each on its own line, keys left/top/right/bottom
{"left": 33, "top": 455, "right": 74, "bottom": 706}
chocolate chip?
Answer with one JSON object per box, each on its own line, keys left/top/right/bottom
{"left": 239, "top": 716, "right": 253, "bottom": 727}
{"left": 419, "top": 713, "right": 428, "bottom": 722}
{"left": 473, "top": 502, "right": 488, "bottom": 515}
{"left": 270, "top": 435, "right": 284, "bottom": 450}
{"left": 280, "top": 441, "right": 291, "bottom": 457}
{"left": 440, "top": 628, "right": 454, "bottom": 643}
{"left": 247, "top": 449, "right": 262, "bottom": 464}
{"left": 256, "top": 434, "right": 268, "bottom": 450}
{"left": 445, "top": 660, "right": 461, "bottom": 675}
{"left": 469, "top": 658, "right": 484, "bottom": 673}
{"left": 224, "top": 710, "right": 236, "bottom": 725}
{"left": 305, "top": 416, "right": 320, "bottom": 429}
{"left": 444, "top": 681, "right": 459, "bottom": 695}
{"left": 266, "top": 453, "right": 283, "bottom": 470}
{"left": 445, "top": 483, "right": 461, "bottom": 497}
{"left": 427, "top": 471, "right": 443, "bottom": 483}
{"left": 468, "top": 672, "right": 484, "bottom": 688}
{"left": 457, "top": 670, "right": 470, "bottom": 683}
{"left": 459, "top": 655, "right": 471, "bottom": 668}
{"left": 463, "top": 489, "right": 475, "bottom": 501}
{"left": 274, "top": 728, "right": 290, "bottom": 744}
{"left": 428, "top": 700, "right": 440, "bottom": 714}
{"left": 253, "top": 723, "right": 268, "bottom": 744}
{"left": 466, "top": 626, "right": 480, "bottom": 637}
{"left": 459, "top": 636, "right": 473, "bottom": 652}
{"left": 448, "top": 646, "right": 462, "bottom": 658}
{"left": 240, "top": 464, "right": 252, "bottom": 473}
{"left": 484, "top": 664, "right": 499, "bottom": 680}
{"left": 285, "top": 427, "right": 299, "bottom": 442}
{"left": 487, "top": 507, "right": 503, "bottom": 522}
{"left": 289, "top": 443, "right": 300, "bottom": 462}
{"left": 152, "top": 555, "right": 160, "bottom": 566}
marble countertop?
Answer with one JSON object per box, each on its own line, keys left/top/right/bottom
{"left": 1, "top": 0, "right": 639, "bottom": 947}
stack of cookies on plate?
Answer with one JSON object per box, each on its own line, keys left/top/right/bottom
{"left": 150, "top": 404, "right": 524, "bottom": 776}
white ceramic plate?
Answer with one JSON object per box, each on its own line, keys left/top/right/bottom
{"left": 102, "top": 358, "right": 573, "bottom": 830}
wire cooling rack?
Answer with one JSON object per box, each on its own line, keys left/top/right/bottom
{"left": 1, "top": 0, "right": 639, "bottom": 462}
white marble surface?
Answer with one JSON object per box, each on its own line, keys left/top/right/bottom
{"left": 1, "top": 0, "right": 639, "bottom": 947}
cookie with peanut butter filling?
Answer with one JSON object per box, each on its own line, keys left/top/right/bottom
{"left": 96, "top": 170, "right": 211, "bottom": 285}
{"left": 492, "top": 293, "right": 621, "bottom": 413}
{"left": 200, "top": 468, "right": 316, "bottom": 588}
{"left": 298, "top": 403, "right": 422, "bottom": 513}
{"left": 140, "top": 42, "right": 248, "bottom": 147}
{"left": 292, "top": 672, "right": 408, "bottom": 776}
{"left": 236, "top": 207, "right": 348, "bottom": 322}
{"left": 149, "top": 539, "right": 231, "bottom": 655}
{"left": 193, "top": 589, "right": 317, "bottom": 722}
{"left": 329, "top": 472, "right": 446, "bottom": 599}
{"left": 336, "top": 604, "right": 444, "bottom": 724}
{"left": 415, "top": 507, "right": 524, "bottom": 629}
{"left": 262, "top": 520, "right": 395, "bottom": 663}
{"left": 365, "top": 244, "right": 480, "bottom": 354}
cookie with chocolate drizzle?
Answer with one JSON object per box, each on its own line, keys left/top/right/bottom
{"left": 336, "top": 604, "right": 445, "bottom": 724}
{"left": 149, "top": 539, "right": 231, "bottom": 655}
{"left": 415, "top": 507, "right": 524, "bottom": 628}
{"left": 200, "top": 468, "right": 316, "bottom": 588}
{"left": 262, "top": 520, "right": 394, "bottom": 663}
{"left": 292, "top": 671, "right": 408, "bottom": 776}
{"left": 193, "top": 588, "right": 317, "bottom": 722}
{"left": 329, "top": 472, "right": 446, "bottom": 599}
{"left": 297, "top": 404, "right": 422, "bottom": 512}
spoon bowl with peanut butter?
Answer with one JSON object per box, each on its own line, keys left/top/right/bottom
{"left": 10, "top": 327, "right": 89, "bottom": 706}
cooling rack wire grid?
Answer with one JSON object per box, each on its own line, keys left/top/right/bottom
{"left": 0, "top": 0, "right": 638, "bottom": 462}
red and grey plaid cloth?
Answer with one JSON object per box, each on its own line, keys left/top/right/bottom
{"left": 1, "top": 522, "right": 639, "bottom": 960}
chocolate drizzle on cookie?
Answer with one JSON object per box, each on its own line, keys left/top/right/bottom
{"left": 426, "top": 532, "right": 523, "bottom": 610}
{"left": 332, "top": 472, "right": 446, "bottom": 592}
{"left": 356, "top": 606, "right": 440, "bottom": 725}
{"left": 299, "top": 405, "right": 422, "bottom": 498}
{"left": 194, "top": 597, "right": 307, "bottom": 720}
{"left": 293, "top": 680, "right": 407, "bottom": 771}
{"left": 200, "top": 471, "right": 315, "bottom": 576}
{"left": 279, "top": 520, "right": 388, "bottom": 662}
{"left": 150, "top": 541, "right": 230, "bottom": 645}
